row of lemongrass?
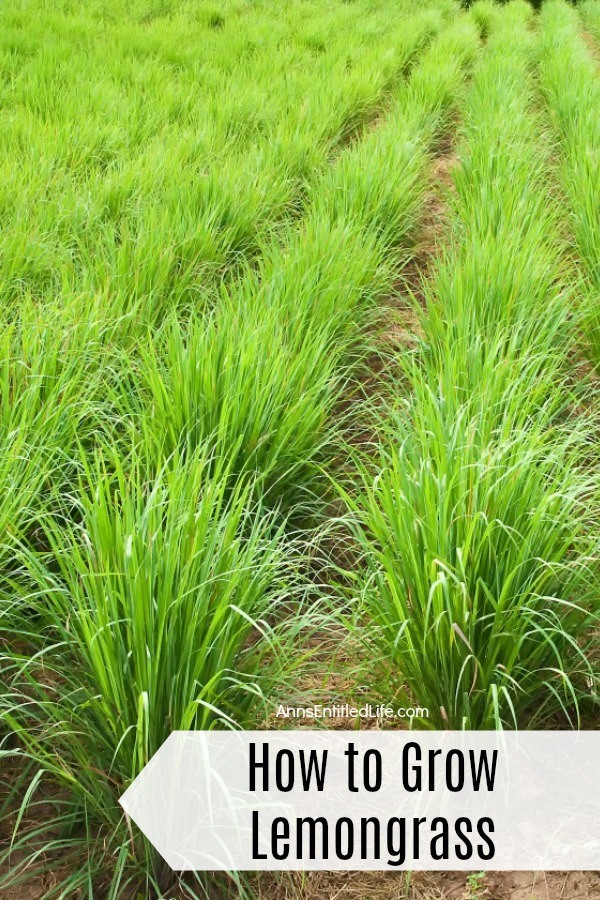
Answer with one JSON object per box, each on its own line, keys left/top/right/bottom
{"left": 343, "top": 0, "right": 599, "bottom": 730}
{"left": 538, "top": 0, "right": 600, "bottom": 369}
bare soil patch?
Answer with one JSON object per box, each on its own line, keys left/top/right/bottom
{"left": 255, "top": 870, "right": 600, "bottom": 900}
{"left": 580, "top": 31, "right": 600, "bottom": 67}
{"left": 384, "top": 129, "right": 459, "bottom": 357}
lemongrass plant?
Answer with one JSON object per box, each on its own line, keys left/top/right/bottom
{"left": 0, "top": 302, "right": 109, "bottom": 609}
{"left": 580, "top": 0, "right": 600, "bottom": 50}
{"left": 1, "top": 445, "right": 314, "bottom": 897}
{"left": 538, "top": 0, "right": 600, "bottom": 369}
{"left": 346, "top": 351, "right": 597, "bottom": 730}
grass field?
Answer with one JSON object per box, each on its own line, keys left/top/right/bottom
{"left": 0, "top": 0, "right": 598, "bottom": 897}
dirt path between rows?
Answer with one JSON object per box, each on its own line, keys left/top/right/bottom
{"left": 580, "top": 29, "right": 600, "bottom": 66}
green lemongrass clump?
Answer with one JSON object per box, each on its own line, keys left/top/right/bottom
{"left": 467, "top": 0, "right": 502, "bottom": 39}
{"left": 313, "top": 17, "right": 480, "bottom": 247}
{"left": 120, "top": 221, "right": 387, "bottom": 514}
{"left": 0, "top": 303, "right": 108, "bottom": 598}
{"left": 538, "top": 0, "right": 600, "bottom": 368}
{"left": 425, "top": 1, "right": 577, "bottom": 369}
{"left": 580, "top": 0, "right": 600, "bottom": 45}
{"left": 347, "top": 1, "right": 599, "bottom": 730}
{"left": 348, "top": 351, "right": 597, "bottom": 730}
{"left": 0, "top": 446, "right": 311, "bottom": 897}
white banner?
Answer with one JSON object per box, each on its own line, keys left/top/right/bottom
{"left": 119, "top": 731, "right": 600, "bottom": 871}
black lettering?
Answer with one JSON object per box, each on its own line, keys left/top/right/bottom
{"left": 300, "top": 749, "right": 328, "bottom": 791}
{"left": 476, "top": 817, "right": 495, "bottom": 860}
{"left": 446, "top": 750, "right": 465, "bottom": 792}
{"left": 249, "top": 742, "right": 269, "bottom": 791}
{"left": 454, "top": 817, "right": 473, "bottom": 860}
{"left": 335, "top": 818, "right": 354, "bottom": 860}
{"left": 296, "top": 817, "right": 328, "bottom": 860}
{"left": 430, "top": 816, "right": 449, "bottom": 860}
{"left": 276, "top": 749, "right": 295, "bottom": 792}
{"left": 271, "top": 817, "right": 290, "bottom": 860}
{"left": 412, "top": 816, "right": 427, "bottom": 858}
{"left": 360, "top": 817, "right": 380, "bottom": 860}
{"left": 428, "top": 748, "right": 442, "bottom": 790}
{"left": 251, "top": 810, "right": 267, "bottom": 859}
{"left": 345, "top": 742, "right": 360, "bottom": 792}
{"left": 470, "top": 750, "right": 498, "bottom": 791}
{"left": 403, "top": 742, "right": 421, "bottom": 791}
{"left": 363, "top": 749, "right": 382, "bottom": 792}
{"left": 387, "top": 817, "right": 406, "bottom": 866}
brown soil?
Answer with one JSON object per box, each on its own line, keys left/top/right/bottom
{"left": 580, "top": 31, "right": 600, "bottom": 67}
{"left": 384, "top": 129, "right": 459, "bottom": 354}
{"left": 3, "top": 869, "right": 600, "bottom": 900}
{"left": 255, "top": 870, "right": 600, "bottom": 900}
{"left": 338, "top": 129, "right": 461, "bottom": 460}
{"left": 261, "top": 626, "right": 388, "bottom": 732}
